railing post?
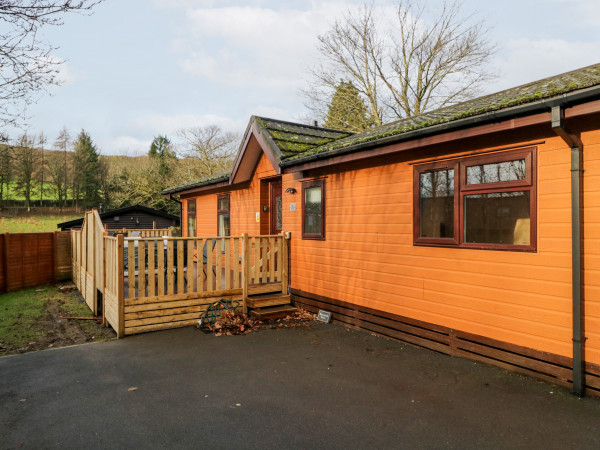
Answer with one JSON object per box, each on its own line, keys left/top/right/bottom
{"left": 117, "top": 233, "right": 125, "bottom": 338}
{"left": 102, "top": 232, "right": 108, "bottom": 327}
{"left": 281, "top": 232, "right": 288, "bottom": 294}
{"left": 242, "top": 233, "right": 249, "bottom": 315}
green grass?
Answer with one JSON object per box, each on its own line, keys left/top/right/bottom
{"left": 0, "top": 284, "right": 115, "bottom": 355}
{"left": 3, "top": 180, "right": 71, "bottom": 202}
{"left": 0, "top": 289, "right": 48, "bottom": 350}
{"left": 0, "top": 214, "right": 80, "bottom": 233}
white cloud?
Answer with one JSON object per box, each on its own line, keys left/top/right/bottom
{"left": 56, "top": 62, "right": 78, "bottom": 85}
{"left": 489, "top": 38, "right": 600, "bottom": 92}
{"left": 131, "top": 113, "right": 246, "bottom": 135}
{"left": 175, "top": 2, "right": 358, "bottom": 97}
{"left": 100, "top": 136, "right": 151, "bottom": 156}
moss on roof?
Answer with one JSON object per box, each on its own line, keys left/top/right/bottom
{"left": 283, "top": 62, "right": 600, "bottom": 162}
{"left": 163, "top": 62, "right": 600, "bottom": 194}
{"left": 256, "top": 117, "right": 353, "bottom": 159}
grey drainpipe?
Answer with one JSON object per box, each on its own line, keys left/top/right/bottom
{"left": 551, "top": 105, "right": 584, "bottom": 396}
{"left": 168, "top": 193, "right": 183, "bottom": 230}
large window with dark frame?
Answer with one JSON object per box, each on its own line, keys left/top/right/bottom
{"left": 302, "top": 179, "right": 325, "bottom": 240}
{"left": 187, "top": 199, "right": 196, "bottom": 237}
{"left": 217, "top": 194, "right": 230, "bottom": 247}
{"left": 414, "top": 148, "right": 536, "bottom": 251}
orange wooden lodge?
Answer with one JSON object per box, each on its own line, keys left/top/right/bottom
{"left": 73, "top": 63, "right": 600, "bottom": 396}
{"left": 159, "top": 63, "right": 600, "bottom": 397}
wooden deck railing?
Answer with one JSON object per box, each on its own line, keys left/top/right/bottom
{"left": 108, "top": 228, "right": 173, "bottom": 237}
{"left": 98, "top": 233, "right": 288, "bottom": 337}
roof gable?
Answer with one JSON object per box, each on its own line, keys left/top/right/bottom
{"left": 228, "top": 116, "right": 352, "bottom": 184}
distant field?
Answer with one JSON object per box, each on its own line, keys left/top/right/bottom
{"left": 0, "top": 214, "right": 80, "bottom": 233}
{"left": 3, "top": 180, "right": 73, "bottom": 202}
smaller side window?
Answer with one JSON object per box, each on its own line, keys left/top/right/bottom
{"left": 217, "top": 194, "right": 230, "bottom": 241}
{"left": 302, "top": 180, "right": 325, "bottom": 240}
{"left": 187, "top": 199, "right": 196, "bottom": 237}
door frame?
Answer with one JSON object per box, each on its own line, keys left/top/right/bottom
{"left": 269, "top": 179, "right": 282, "bottom": 235}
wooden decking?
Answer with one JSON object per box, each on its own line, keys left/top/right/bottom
{"left": 72, "top": 211, "right": 289, "bottom": 337}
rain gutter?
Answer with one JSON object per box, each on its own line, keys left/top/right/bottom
{"left": 551, "top": 104, "right": 585, "bottom": 397}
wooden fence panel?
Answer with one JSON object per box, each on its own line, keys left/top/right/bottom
{"left": 0, "top": 231, "right": 71, "bottom": 293}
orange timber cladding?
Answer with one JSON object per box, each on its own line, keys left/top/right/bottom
{"left": 180, "top": 128, "right": 600, "bottom": 394}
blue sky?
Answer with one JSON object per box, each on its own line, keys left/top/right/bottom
{"left": 6, "top": 0, "right": 600, "bottom": 155}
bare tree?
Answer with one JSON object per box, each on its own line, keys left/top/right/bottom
{"left": 37, "top": 132, "right": 47, "bottom": 205}
{"left": 0, "top": 1, "right": 102, "bottom": 132}
{"left": 12, "top": 132, "right": 37, "bottom": 211}
{"left": 0, "top": 144, "right": 11, "bottom": 207}
{"left": 304, "top": 0, "right": 496, "bottom": 124}
{"left": 304, "top": 4, "right": 385, "bottom": 126}
{"left": 50, "top": 126, "right": 70, "bottom": 208}
{"left": 176, "top": 125, "right": 239, "bottom": 180}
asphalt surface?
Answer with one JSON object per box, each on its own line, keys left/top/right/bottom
{"left": 1, "top": 323, "right": 600, "bottom": 449}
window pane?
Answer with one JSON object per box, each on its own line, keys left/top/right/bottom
{"left": 188, "top": 200, "right": 196, "bottom": 214}
{"left": 276, "top": 195, "right": 282, "bottom": 230}
{"left": 187, "top": 217, "right": 196, "bottom": 237}
{"left": 218, "top": 196, "right": 229, "bottom": 211}
{"left": 304, "top": 186, "right": 322, "bottom": 234}
{"left": 419, "top": 169, "right": 454, "bottom": 238}
{"left": 464, "top": 191, "right": 530, "bottom": 245}
{"left": 218, "top": 214, "right": 230, "bottom": 237}
{"left": 466, "top": 159, "right": 525, "bottom": 184}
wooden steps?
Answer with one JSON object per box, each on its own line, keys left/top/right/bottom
{"left": 247, "top": 293, "right": 291, "bottom": 309}
{"left": 247, "top": 292, "right": 297, "bottom": 320}
{"left": 250, "top": 305, "right": 299, "bottom": 320}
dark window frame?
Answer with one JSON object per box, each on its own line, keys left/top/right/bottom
{"left": 302, "top": 179, "right": 326, "bottom": 240}
{"left": 217, "top": 194, "right": 230, "bottom": 237}
{"left": 413, "top": 147, "right": 537, "bottom": 252}
{"left": 187, "top": 198, "right": 196, "bottom": 237}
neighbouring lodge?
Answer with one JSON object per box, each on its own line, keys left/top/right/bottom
{"left": 163, "top": 63, "right": 600, "bottom": 396}
{"left": 59, "top": 205, "right": 179, "bottom": 231}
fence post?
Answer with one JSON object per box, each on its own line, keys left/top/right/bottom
{"left": 117, "top": 233, "right": 125, "bottom": 338}
{"left": 281, "top": 232, "right": 288, "bottom": 294}
{"left": 53, "top": 231, "right": 58, "bottom": 283}
{"left": 242, "top": 233, "right": 249, "bottom": 315}
{"left": 102, "top": 231, "right": 108, "bottom": 327}
{"left": 0, "top": 233, "right": 6, "bottom": 294}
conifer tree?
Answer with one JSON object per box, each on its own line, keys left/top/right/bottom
{"left": 73, "top": 130, "right": 100, "bottom": 209}
{"left": 149, "top": 135, "right": 176, "bottom": 177}
{"left": 324, "top": 80, "right": 374, "bottom": 132}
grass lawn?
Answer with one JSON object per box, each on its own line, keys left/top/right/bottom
{"left": 0, "top": 214, "right": 80, "bottom": 233}
{"left": 3, "top": 180, "right": 67, "bottom": 202}
{"left": 0, "top": 284, "right": 115, "bottom": 355}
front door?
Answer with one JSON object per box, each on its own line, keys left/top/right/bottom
{"left": 270, "top": 180, "right": 282, "bottom": 234}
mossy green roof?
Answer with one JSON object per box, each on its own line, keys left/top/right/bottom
{"left": 283, "top": 62, "right": 600, "bottom": 163}
{"left": 255, "top": 117, "right": 353, "bottom": 160}
{"left": 164, "top": 62, "right": 600, "bottom": 195}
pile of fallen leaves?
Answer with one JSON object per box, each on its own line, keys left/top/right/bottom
{"left": 204, "top": 308, "right": 318, "bottom": 336}
{"left": 269, "top": 309, "right": 317, "bottom": 329}
{"left": 207, "top": 310, "right": 262, "bottom": 336}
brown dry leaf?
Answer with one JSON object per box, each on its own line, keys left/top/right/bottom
{"left": 128, "top": 387, "right": 138, "bottom": 391}
{"left": 208, "top": 311, "right": 262, "bottom": 336}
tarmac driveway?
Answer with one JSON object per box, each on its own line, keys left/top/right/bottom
{"left": 1, "top": 323, "right": 600, "bottom": 449}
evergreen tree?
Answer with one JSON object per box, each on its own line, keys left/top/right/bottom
{"left": 324, "top": 80, "right": 374, "bottom": 132}
{"left": 73, "top": 130, "right": 101, "bottom": 209}
{"left": 149, "top": 135, "right": 176, "bottom": 177}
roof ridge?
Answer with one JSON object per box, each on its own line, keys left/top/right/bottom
{"left": 256, "top": 115, "right": 355, "bottom": 135}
